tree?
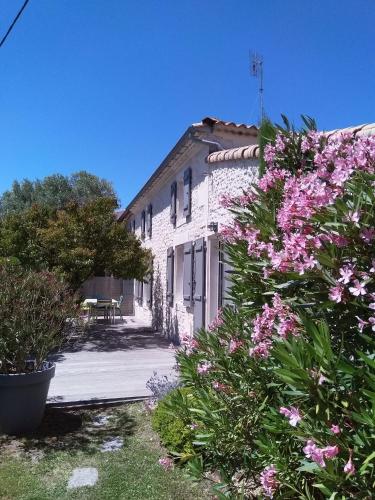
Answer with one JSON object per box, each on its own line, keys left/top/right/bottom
{"left": 0, "top": 197, "right": 150, "bottom": 290}
{"left": 0, "top": 171, "right": 116, "bottom": 216}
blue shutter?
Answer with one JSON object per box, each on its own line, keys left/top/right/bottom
{"left": 141, "top": 210, "right": 146, "bottom": 238}
{"left": 132, "top": 219, "right": 136, "bottom": 233}
{"left": 166, "top": 247, "right": 174, "bottom": 306}
{"left": 193, "top": 238, "right": 206, "bottom": 331}
{"left": 147, "top": 272, "right": 153, "bottom": 308}
{"left": 218, "top": 242, "right": 233, "bottom": 307}
{"left": 183, "top": 242, "right": 193, "bottom": 307}
{"left": 183, "top": 168, "right": 192, "bottom": 217}
{"left": 170, "top": 182, "right": 177, "bottom": 225}
{"left": 147, "top": 204, "right": 153, "bottom": 238}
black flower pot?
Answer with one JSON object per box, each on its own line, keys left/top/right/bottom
{"left": 0, "top": 362, "right": 55, "bottom": 435}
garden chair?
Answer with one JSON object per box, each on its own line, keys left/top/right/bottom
{"left": 114, "top": 295, "right": 124, "bottom": 322}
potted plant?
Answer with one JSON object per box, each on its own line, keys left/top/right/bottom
{"left": 0, "top": 261, "right": 78, "bottom": 435}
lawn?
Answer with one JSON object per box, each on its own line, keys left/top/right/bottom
{"left": 0, "top": 403, "right": 211, "bottom": 500}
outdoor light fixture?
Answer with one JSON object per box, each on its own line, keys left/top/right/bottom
{"left": 208, "top": 222, "right": 218, "bottom": 233}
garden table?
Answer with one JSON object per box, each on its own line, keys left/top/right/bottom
{"left": 82, "top": 298, "right": 119, "bottom": 323}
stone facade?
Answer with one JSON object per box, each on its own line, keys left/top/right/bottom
{"left": 123, "top": 118, "right": 259, "bottom": 341}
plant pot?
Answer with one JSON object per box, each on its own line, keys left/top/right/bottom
{"left": 0, "top": 362, "right": 55, "bottom": 435}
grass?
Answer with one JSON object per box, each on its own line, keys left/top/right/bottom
{"left": 0, "top": 403, "right": 211, "bottom": 500}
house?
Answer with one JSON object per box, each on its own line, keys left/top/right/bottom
{"left": 119, "top": 117, "right": 260, "bottom": 340}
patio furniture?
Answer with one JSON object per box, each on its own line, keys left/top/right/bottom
{"left": 82, "top": 298, "right": 119, "bottom": 323}
{"left": 114, "top": 295, "right": 124, "bottom": 322}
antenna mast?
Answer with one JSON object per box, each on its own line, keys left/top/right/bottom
{"left": 250, "top": 52, "right": 264, "bottom": 124}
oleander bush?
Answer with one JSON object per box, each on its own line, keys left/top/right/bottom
{"left": 169, "top": 117, "right": 375, "bottom": 498}
{"left": 0, "top": 261, "right": 79, "bottom": 374}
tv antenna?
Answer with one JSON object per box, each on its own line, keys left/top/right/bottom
{"left": 250, "top": 52, "right": 264, "bottom": 124}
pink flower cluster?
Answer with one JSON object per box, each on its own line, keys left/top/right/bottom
{"left": 244, "top": 132, "right": 375, "bottom": 276}
{"left": 197, "top": 361, "right": 212, "bottom": 375}
{"left": 228, "top": 338, "right": 244, "bottom": 353}
{"left": 260, "top": 464, "right": 279, "bottom": 498}
{"left": 303, "top": 440, "right": 339, "bottom": 468}
{"left": 208, "top": 309, "right": 224, "bottom": 331}
{"left": 249, "top": 294, "right": 299, "bottom": 359}
{"left": 179, "top": 334, "right": 199, "bottom": 355}
{"left": 158, "top": 457, "right": 174, "bottom": 470}
{"left": 279, "top": 406, "right": 302, "bottom": 426}
{"left": 212, "top": 380, "right": 231, "bottom": 393}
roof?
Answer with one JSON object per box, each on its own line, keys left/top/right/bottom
{"left": 207, "top": 144, "right": 259, "bottom": 163}
{"left": 122, "top": 117, "right": 258, "bottom": 215}
{"left": 207, "top": 122, "right": 375, "bottom": 165}
{"left": 119, "top": 119, "right": 375, "bottom": 220}
{"left": 326, "top": 122, "right": 375, "bottom": 138}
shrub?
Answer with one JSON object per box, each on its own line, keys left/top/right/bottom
{"left": 0, "top": 262, "right": 79, "bottom": 374}
{"left": 151, "top": 388, "right": 197, "bottom": 459}
{"left": 172, "top": 118, "right": 375, "bottom": 498}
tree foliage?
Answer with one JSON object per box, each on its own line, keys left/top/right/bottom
{"left": 0, "top": 197, "right": 150, "bottom": 290}
{"left": 0, "top": 171, "right": 116, "bottom": 216}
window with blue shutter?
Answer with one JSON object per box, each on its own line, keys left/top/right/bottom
{"left": 147, "top": 204, "right": 152, "bottom": 238}
{"left": 183, "top": 167, "right": 192, "bottom": 217}
{"left": 170, "top": 182, "right": 177, "bottom": 225}
{"left": 166, "top": 247, "right": 174, "bottom": 306}
{"left": 218, "top": 242, "right": 233, "bottom": 307}
{"left": 132, "top": 219, "right": 136, "bottom": 233}
{"left": 193, "top": 238, "right": 206, "bottom": 331}
{"left": 141, "top": 210, "right": 146, "bottom": 239}
{"left": 183, "top": 242, "right": 193, "bottom": 307}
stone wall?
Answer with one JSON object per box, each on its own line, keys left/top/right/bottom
{"left": 128, "top": 133, "right": 259, "bottom": 340}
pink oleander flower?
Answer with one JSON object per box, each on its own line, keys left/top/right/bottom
{"left": 208, "top": 309, "right": 224, "bottom": 331}
{"left": 338, "top": 265, "right": 354, "bottom": 284}
{"left": 189, "top": 422, "right": 198, "bottom": 430}
{"left": 260, "top": 465, "right": 279, "bottom": 498}
{"left": 303, "top": 440, "right": 339, "bottom": 468}
{"left": 349, "top": 280, "right": 367, "bottom": 297}
{"left": 279, "top": 406, "right": 302, "bottom": 427}
{"left": 159, "top": 457, "right": 174, "bottom": 470}
{"left": 368, "top": 317, "right": 375, "bottom": 331}
{"left": 345, "top": 210, "right": 360, "bottom": 223}
{"left": 360, "top": 227, "right": 375, "bottom": 243}
{"left": 370, "top": 259, "right": 375, "bottom": 273}
{"left": 212, "top": 380, "right": 230, "bottom": 393}
{"left": 329, "top": 284, "right": 344, "bottom": 303}
{"left": 356, "top": 316, "right": 369, "bottom": 332}
{"left": 228, "top": 338, "right": 243, "bottom": 354}
{"left": 330, "top": 424, "right": 341, "bottom": 435}
{"left": 322, "top": 445, "right": 339, "bottom": 459}
{"left": 303, "top": 440, "right": 326, "bottom": 467}
{"left": 344, "top": 450, "right": 355, "bottom": 475}
{"left": 249, "top": 341, "right": 272, "bottom": 359}
{"left": 197, "top": 362, "right": 212, "bottom": 375}
{"left": 318, "top": 374, "right": 328, "bottom": 385}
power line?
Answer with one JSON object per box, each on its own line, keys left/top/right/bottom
{"left": 0, "top": 0, "right": 30, "bottom": 49}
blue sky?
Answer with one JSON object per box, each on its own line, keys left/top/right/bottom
{"left": 0, "top": 0, "right": 374, "bottom": 207}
